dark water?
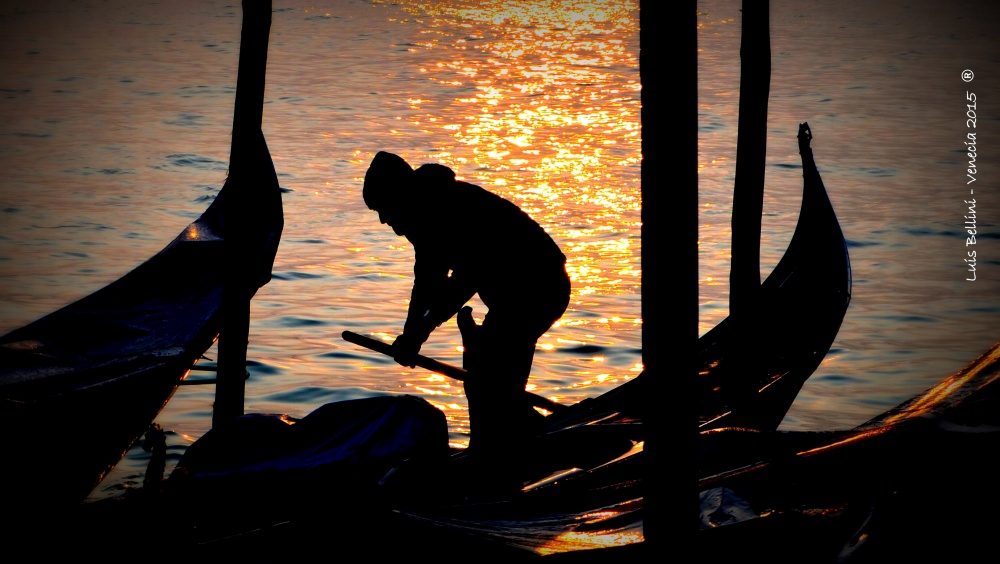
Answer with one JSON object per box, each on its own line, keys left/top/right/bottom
{"left": 0, "top": 0, "right": 997, "bottom": 500}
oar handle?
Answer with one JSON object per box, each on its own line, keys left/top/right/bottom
{"left": 341, "top": 330, "right": 565, "bottom": 413}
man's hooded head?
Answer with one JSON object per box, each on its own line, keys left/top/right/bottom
{"left": 363, "top": 151, "right": 414, "bottom": 213}
{"left": 365, "top": 151, "right": 422, "bottom": 235}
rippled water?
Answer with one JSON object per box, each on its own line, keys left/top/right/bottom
{"left": 0, "top": 0, "right": 997, "bottom": 498}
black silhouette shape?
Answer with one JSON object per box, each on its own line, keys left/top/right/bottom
{"left": 363, "top": 152, "right": 570, "bottom": 452}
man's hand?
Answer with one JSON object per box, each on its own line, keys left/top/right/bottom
{"left": 391, "top": 333, "right": 422, "bottom": 368}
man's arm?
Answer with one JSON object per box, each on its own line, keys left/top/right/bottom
{"left": 402, "top": 246, "right": 448, "bottom": 344}
{"left": 394, "top": 256, "right": 477, "bottom": 369}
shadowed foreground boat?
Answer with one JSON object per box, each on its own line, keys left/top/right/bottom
{"left": 22, "top": 335, "right": 989, "bottom": 563}
{"left": 55, "top": 343, "right": 1000, "bottom": 563}
{"left": 394, "top": 339, "right": 1000, "bottom": 563}
{"left": 696, "top": 340, "right": 1000, "bottom": 563}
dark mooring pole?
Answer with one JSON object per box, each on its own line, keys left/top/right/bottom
{"left": 729, "top": 0, "right": 771, "bottom": 320}
{"left": 641, "top": 0, "right": 699, "bottom": 556}
{"left": 213, "top": 0, "right": 279, "bottom": 428}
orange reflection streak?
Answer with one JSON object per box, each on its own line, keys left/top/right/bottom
{"left": 797, "top": 426, "right": 894, "bottom": 458}
{"left": 538, "top": 526, "right": 643, "bottom": 555}
{"left": 880, "top": 343, "right": 1000, "bottom": 425}
{"left": 398, "top": 0, "right": 641, "bottom": 310}
{"left": 536, "top": 495, "right": 644, "bottom": 554}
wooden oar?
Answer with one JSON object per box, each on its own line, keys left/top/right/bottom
{"left": 341, "top": 330, "right": 565, "bottom": 413}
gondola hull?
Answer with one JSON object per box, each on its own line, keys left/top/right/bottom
{"left": 0, "top": 197, "right": 268, "bottom": 509}
{"left": 695, "top": 341, "right": 1000, "bottom": 563}
{"left": 697, "top": 123, "right": 851, "bottom": 431}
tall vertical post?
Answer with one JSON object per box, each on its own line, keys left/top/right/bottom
{"left": 640, "top": 0, "right": 699, "bottom": 554}
{"left": 729, "top": 0, "right": 771, "bottom": 318}
{"left": 213, "top": 0, "right": 278, "bottom": 428}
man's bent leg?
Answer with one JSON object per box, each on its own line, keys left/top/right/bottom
{"left": 461, "top": 311, "right": 542, "bottom": 453}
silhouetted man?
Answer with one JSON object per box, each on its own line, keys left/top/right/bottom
{"left": 363, "top": 151, "right": 570, "bottom": 454}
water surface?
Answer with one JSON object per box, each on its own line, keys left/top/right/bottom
{"left": 0, "top": 0, "right": 997, "bottom": 498}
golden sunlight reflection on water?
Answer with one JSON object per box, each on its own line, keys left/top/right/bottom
{"left": 335, "top": 0, "right": 643, "bottom": 438}
{"left": 394, "top": 0, "right": 643, "bottom": 303}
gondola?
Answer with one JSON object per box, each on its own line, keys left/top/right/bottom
{"left": 0, "top": 174, "right": 282, "bottom": 511}
{"left": 697, "top": 122, "right": 851, "bottom": 431}
{"left": 517, "top": 122, "right": 851, "bottom": 436}
{"left": 694, "top": 340, "right": 1000, "bottom": 563}
{"left": 52, "top": 122, "right": 851, "bottom": 558}
{"left": 0, "top": 0, "right": 281, "bottom": 512}
{"left": 112, "top": 337, "right": 1000, "bottom": 563}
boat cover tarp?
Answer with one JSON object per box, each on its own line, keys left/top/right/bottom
{"left": 167, "top": 394, "right": 450, "bottom": 523}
